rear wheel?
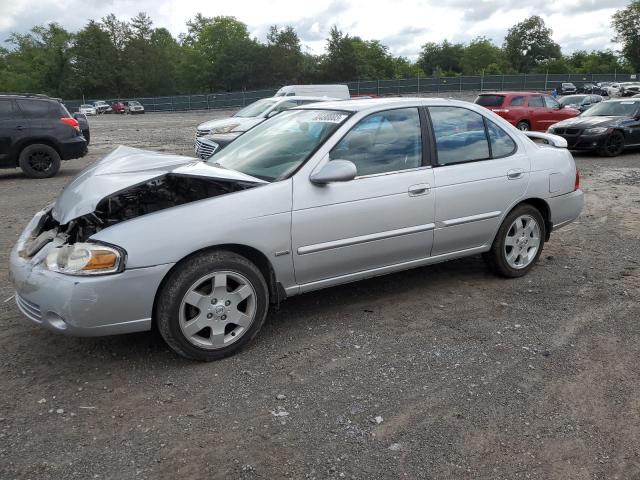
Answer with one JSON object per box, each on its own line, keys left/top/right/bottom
{"left": 156, "top": 251, "right": 269, "bottom": 361}
{"left": 18, "top": 144, "right": 61, "bottom": 178}
{"left": 598, "top": 130, "right": 625, "bottom": 157}
{"left": 483, "top": 204, "right": 545, "bottom": 278}
{"left": 516, "top": 121, "right": 530, "bottom": 131}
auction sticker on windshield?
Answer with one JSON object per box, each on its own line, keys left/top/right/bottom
{"left": 311, "top": 112, "right": 349, "bottom": 123}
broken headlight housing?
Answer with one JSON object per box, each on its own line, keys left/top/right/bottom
{"left": 45, "top": 243, "right": 125, "bottom": 275}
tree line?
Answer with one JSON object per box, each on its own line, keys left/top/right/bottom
{"left": 0, "top": 2, "right": 639, "bottom": 100}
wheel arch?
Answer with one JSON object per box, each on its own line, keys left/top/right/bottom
{"left": 13, "top": 138, "right": 62, "bottom": 164}
{"left": 151, "top": 243, "right": 283, "bottom": 329}
{"left": 509, "top": 198, "right": 552, "bottom": 241}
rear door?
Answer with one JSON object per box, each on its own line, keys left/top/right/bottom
{"left": 428, "top": 106, "right": 529, "bottom": 255}
{"left": 0, "top": 98, "right": 30, "bottom": 167}
{"left": 526, "top": 95, "right": 546, "bottom": 131}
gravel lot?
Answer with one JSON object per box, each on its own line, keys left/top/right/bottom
{"left": 1, "top": 109, "right": 639, "bottom": 479}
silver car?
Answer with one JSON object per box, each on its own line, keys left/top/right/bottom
{"left": 10, "top": 98, "right": 583, "bottom": 360}
{"left": 195, "top": 95, "right": 335, "bottom": 159}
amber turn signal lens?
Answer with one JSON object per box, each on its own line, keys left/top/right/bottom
{"left": 81, "top": 250, "right": 119, "bottom": 271}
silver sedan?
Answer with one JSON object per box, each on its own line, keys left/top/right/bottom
{"left": 10, "top": 98, "right": 583, "bottom": 360}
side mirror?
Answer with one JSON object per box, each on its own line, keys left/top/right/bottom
{"left": 557, "top": 104, "right": 564, "bottom": 109}
{"left": 310, "top": 160, "right": 357, "bottom": 184}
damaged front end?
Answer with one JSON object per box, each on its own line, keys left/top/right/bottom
{"left": 21, "top": 174, "right": 259, "bottom": 259}
{"left": 19, "top": 146, "right": 266, "bottom": 260}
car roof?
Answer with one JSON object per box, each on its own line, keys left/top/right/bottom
{"left": 603, "top": 97, "right": 640, "bottom": 103}
{"left": 272, "top": 95, "right": 337, "bottom": 101}
{"left": 295, "top": 96, "right": 483, "bottom": 113}
{"left": 478, "top": 92, "right": 548, "bottom": 96}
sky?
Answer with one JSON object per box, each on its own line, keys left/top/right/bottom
{"left": 0, "top": 0, "right": 627, "bottom": 59}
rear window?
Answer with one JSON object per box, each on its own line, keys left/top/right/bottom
{"left": 475, "top": 95, "right": 505, "bottom": 107}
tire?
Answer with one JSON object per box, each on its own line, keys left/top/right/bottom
{"left": 156, "top": 250, "right": 269, "bottom": 361}
{"left": 18, "top": 144, "right": 61, "bottom": 178}
{"left": 516, "top": 121, "right": 530, "bottom": 131}
{"left": 598, "top": 130, "right": 625, "bottom": 157}
{"left": 483, "top": 204, "right": 545, "bottom": 278}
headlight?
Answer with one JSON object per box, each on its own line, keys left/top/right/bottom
{"left": 211, "top": 124, "right": 239, "bottom": 134}
{"left": 583, "top": 127, "right": 608, "bottom": 135}
{"left": 45, "top": 243, "right": 124, "bottom": 275}
{"left": 547, "top": 127, "right": 555, "bottom": 133}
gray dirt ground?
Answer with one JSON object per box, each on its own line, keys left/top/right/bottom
{"left": 1, "top": 110, "right": 639, "bottom": 480}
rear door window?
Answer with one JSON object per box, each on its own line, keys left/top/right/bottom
{"left": 0, "top": 99, "right": 17, "bottom": 118}
{"left": 527, "top": 96, "right": 544, "bottom": 108}
{"left": 486, "top": 120, "right": 517, "bottom": 158}
{"left": 475, "top": 95, "right": 505, "bottom": 107}
{"left": 429, "top": 106, "right": 490, "bottom": 165}
{"left": 510, "top": 96, "right": 525, "bottom": 106}
{"left": 16, "top": 99, "right": 51, "bottom": 118}
{"left": 543, "top": 96, "right": 560, "bottom": 109}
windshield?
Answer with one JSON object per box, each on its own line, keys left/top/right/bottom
{"left": 129, "top": 101, "right": 140, "bottom": 106}
{"left": 559, "top": 95, "right": 587, "bottom": 106}
{"left": 582, "top": 100, "right": 639, "bottom": 117}
{"left": 208, "top": 109, "right": 349, "bottom": 182}
{"left": 81, "top": 104, "right": 92, "bottom": 108}
{"left": 234, "top": 99, "right": 279, "bottom": 118}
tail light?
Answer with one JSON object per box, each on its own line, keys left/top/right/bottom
{"left": 60, "top": 117, "right": 80, "bottom": 132}
{"left": 574, "top": 169, "right": 580, "bottom": 191}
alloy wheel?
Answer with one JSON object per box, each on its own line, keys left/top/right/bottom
{"left": 27, "top": 150, "right": 54, "bottom": 173}
{"left": 504, "top": 214, "right": 541, "bottom": 269}
{"left": 178, "top": 271, "right": 257, "bottom": 349}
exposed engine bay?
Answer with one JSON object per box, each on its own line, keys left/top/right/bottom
{"left": 23, "top": 175, "right": 259, "bottom": 254}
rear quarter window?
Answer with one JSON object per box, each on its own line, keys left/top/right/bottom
{"left": 475, "top": 95, "right": 505, "bottom": 107}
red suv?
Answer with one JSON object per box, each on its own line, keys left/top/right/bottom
{"left": 475, "top": 92, "right": 580, "bottom": 131}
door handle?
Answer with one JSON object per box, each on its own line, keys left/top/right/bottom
{"left": 408, "top": 183, "right": 430, "bottom": 196}
{"left": 15, "top": 125, "right": 25, "bottom": 130}
{"left": 507, "top": 169, "right": 525, "bottom": 180}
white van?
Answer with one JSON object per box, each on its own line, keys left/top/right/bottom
{"left": 274, "top": 84, "right": 350, "bottom": 99}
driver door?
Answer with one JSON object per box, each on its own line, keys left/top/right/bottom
{"left": 291, "top": 107, "right": 435, "bottom": 289}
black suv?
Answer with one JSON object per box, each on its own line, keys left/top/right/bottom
{"left": 0, "top": 94, "right": 88, "bottom": 178}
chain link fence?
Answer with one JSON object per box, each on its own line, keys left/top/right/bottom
{"left": 64, "top": 72, "right": 638, "bottom": 113}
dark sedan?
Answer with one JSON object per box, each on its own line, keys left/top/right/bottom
{"left": 558, "top": 94, "right": 603, "bottom": 112}
{"left": 547, "top": 99, "right": 640, "bottom": 157}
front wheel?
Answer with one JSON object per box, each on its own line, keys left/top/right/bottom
{"left": 483, "top": 204, "right": 545, "bottom": 278}
{"left": 156, "top": 251, "right": 269, "bottom": 361}
{"left": 598, "top": 130, "right": 625, "bottom": 157}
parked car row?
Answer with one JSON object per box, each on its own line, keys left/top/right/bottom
{"left": 83, "top": 100, "right": 145, "bottom": 115}
{"left": 475, "top": 91, "right": 640, "bottom": 157}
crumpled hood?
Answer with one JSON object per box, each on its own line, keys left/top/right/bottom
{"left": 52, "top": 145, "right": 265, "bottom": 224}
{"left": 197, "top": 116, "right": 264, "bottom": 133}
{"left": 552, "top": 115, "right": 631, "bottom": 129}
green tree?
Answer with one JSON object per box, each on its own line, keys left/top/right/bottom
{"left": 612, "top": 1, "right": 640, "bottom": 71}
{"left": 321, "top": 26, "right": 358, "bottom": 81}
{"left": 503, "top": 16, "right": 562, "bottom": 73}
{"left": 72, "top": 20, "right": 121, "bottom": 97}
{"left": 461, "top": 37, "right": 507, "bottom": 75}
{"left": 4, "top": 23, "right": 75, "bottom": 97}
{"left": 417, "top": 40, "right": 465, "bottom": 75}
{"left": 266, "top": 25, "right": 304, "bottom": 85}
